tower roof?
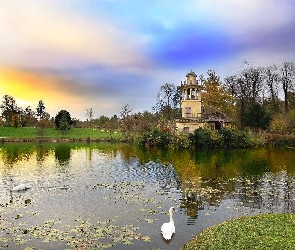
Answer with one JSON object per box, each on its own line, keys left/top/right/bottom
{"left": 186, "top": 71, "right": 197, "bottom": 77}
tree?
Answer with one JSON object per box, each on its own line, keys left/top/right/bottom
{"left": 85, "top": 106, "right": 94, "bottom": 128}
{"left": 12, "top": 114, "right": 21, "bottom": 128}
{"left": 36, "top": 100, "right": 46, "bottom": 120}
{"left": 154, "top": 83, "right": 180, "bottom": 120}
{"left": 35, "top": 118, "right": 51, "bottom": 137}
{"left": 55, "top": 110, "right": 72, "bottom": 130}
{"left": 244, "top": 103, "right": 271, "bottom": 130}
{"left": 201, "top": 70, "right": 236, "bottom": 119}
{"left": 0, "top": 95, "right": 19, "bottom": 126}
{"left": 225, "top": 64, "right": 264, "bottom": 128}
{"left": 280, "top": 61, "right": 295, "bottom": 112}
{"left": 264, "top": 65, "right": 279, "bottom": 113}
{"left": 21, "top": 106, "right": 37, "bottom": 127}
{"left": 120, "top": 104, "right": 132, "bottom": 120}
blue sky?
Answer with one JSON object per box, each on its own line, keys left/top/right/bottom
{"left": 1, "top": 0, "right": 295, "bottom": 120}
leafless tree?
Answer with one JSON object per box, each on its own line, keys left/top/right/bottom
{"left": 280, "top": 61, "right": 295, "bottom": 112}
{"left": 264, "top": 65, "right": 279, "bottom": 113}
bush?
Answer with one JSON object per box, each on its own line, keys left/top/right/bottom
{"left": 137, "top": 129, "right": 173, "bottom": 147}
{"left": 189, "top": 128, "right": 216, "bottom": 148}
{"left": 218, "top": 127, "right": 251, "bottom": 148}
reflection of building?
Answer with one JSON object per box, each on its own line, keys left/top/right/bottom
{"left": 176, "top": 71, "right": 233, "bottom": 133}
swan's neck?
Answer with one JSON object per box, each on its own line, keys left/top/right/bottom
{"left": 169, "top": 211, "right": 174, "bottom": 223}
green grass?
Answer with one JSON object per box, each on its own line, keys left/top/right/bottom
{"left": 0, "top": 127, "right": 122, "bottom": 140}
{"left": 182, "top": 214, "right": 295, "bottom": 250}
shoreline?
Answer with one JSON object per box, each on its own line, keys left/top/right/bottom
{"left": 0, "top": 137, "right": 127, "bottom": 143}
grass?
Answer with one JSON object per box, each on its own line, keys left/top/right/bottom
{"left": 0, "top": 126, "right": 123, "bottom": 140}
{"left": 182, "top": 214, "right": 295, "bottom": 250}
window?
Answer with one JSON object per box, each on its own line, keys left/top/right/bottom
{"left": 185, "top": 106, "right": 191, "bottom": 118}
{"left": 183, "top": 127, "right": 189, "bottom": 133}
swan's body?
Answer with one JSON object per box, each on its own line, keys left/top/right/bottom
{"left": 10, "top": 179, "right": 31, "bottom": 192}
{"left": 161, "top": 207, "right": 176, "bottom": 240}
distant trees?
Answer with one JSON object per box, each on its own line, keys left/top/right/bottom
{"left": 0, "top": 95, "right": 50, "bottom": 127}
{"left": 1, "top": 60, "right": 295, "bottom": 134}
{"left": 225, "top": 63, "right": 265, "bottom": 128}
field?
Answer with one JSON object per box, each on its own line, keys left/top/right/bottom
{"left": 182, "top": 214, "right": 295, "bottom": 250}
{"left": 0, "top": 127, "right": 122, "bottom": 141}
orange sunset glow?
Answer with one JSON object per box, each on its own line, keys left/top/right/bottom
{"left": 0, "top": 68, "right": 86, "bottom": 118}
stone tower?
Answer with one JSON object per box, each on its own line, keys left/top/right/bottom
{"left": 180, "top": 71, "right": 202, "bottom": 118}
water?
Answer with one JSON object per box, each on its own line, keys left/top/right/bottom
{"left": 0, "top": 143, "right": 294, "bottom": 249}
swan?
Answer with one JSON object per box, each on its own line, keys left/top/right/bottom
{"left": 9, "top": 179, "right": 31, "bottom": 192}
{"left": 161, "top": 207, "right": 176, "bottom": 240}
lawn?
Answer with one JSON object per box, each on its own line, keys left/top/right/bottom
{"left": 0, "top": 127, "right": 122, "bottom": 140}
{"left": 182, "top": 214, "right": 295, "bottom": 250}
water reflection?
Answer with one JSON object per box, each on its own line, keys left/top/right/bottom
{"left": 54, "top": 144, "right": 71, "bottom": 163}
{"left": 0, "top": 143, "right": 294, "bottom": 249}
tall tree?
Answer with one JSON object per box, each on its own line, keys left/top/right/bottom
{"left": 36, "top": 100, "right": 46, "bottom": 120}
{"left": 264, "top": 65, "right": 279, "bottom": 113}
{"left": 280, "top": 61, "right": 295, "bottom": 112}
{"left": 85, "top": 106, "right": 94, "bottom": 128}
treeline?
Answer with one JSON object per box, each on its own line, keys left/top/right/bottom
{"left": 1, "top": 60, "right": 295, "bottom": 147}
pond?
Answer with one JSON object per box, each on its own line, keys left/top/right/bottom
{"left": 0, "top": 143, "right": 295, "bottom": 249}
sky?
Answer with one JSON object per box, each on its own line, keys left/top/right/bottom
{"left": 1, "top": 0, "right": 295, "bottom": 120}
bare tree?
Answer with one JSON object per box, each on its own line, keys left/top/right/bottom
{"left": 85, "top": 106, "right": 94, "bottom": 128}
{"left": 264, "top": 65, "right": 279, "bottom": 113}
{"left": 120, "top": 104, "right": 132, "bottom": 120}
{"left": 224, "top": 64, "right": 264, "bottom": 127}
{"left": 280, "top": 61, "right": 295, "bottom": 112}
{"left": 154, "top": 83, "right": 180, "bottom": 120}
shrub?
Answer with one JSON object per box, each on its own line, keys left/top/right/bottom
{"left": 137, "top": 128, "right": 173, "bottom": 147}
{"left": 218, "top": 127, "right": 251, "bottom": 148}
{"left": 189, "top": 128, "right": 216, "bottom": 148}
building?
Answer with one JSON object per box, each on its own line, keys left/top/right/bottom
{"left": 175, "top": 71, "right": 233, "bottom": 133}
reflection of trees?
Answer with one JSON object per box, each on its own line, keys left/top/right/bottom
{"left": 233, "top": 172, "right": 295, "bottom": 213}
{"left": 1, "top": 144, "right": 35, "bottom": 167}
{"left": 54, "top": 144, "right": 71, "bottom": 163}
{"left": 36, "top": 145, "right": 51, "bottom": 162}
{"left": 168, "top": 148, "right": 295, "bottom": 217}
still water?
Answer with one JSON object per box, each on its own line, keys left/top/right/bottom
{"left": 0, "top": 143, "right": 295, "bottom": 249}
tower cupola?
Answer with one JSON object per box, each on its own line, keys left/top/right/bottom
{"left": 180, "top": 70, "right": 202, "bottom": 118}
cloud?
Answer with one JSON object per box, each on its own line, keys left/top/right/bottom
{"left": 0, "top": 0, "right": 149, "bottom": 70}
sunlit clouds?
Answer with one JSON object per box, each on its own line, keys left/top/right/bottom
{"left": 0, "top": 0, "right": 295, "bottom": 119}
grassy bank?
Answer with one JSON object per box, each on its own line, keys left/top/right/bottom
{"left": 0, "top": 127, "right": 123, "bottom": 142}
{"left": 182, "top": 214, "right": 295, "bottom": 250}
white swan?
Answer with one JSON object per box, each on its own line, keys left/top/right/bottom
{"left": 161, "top": 207, "right": 176, "bottom": 240}
{"left": 10, "top": 179, "right": 31, "bottom": 192}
